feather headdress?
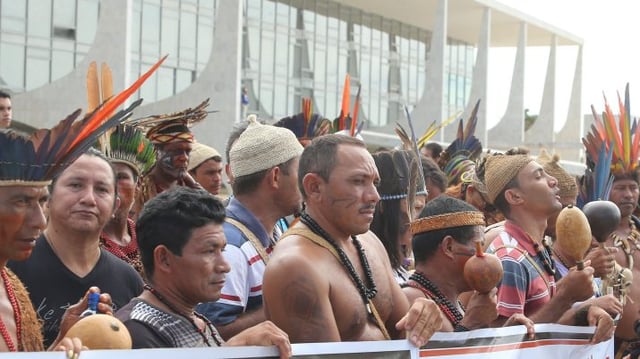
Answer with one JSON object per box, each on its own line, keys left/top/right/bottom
{"left": 438, "top": 99, "right": 483, "bottom": 186}
{"left": 88, "top": 62, "right": 156, "bottom": 176}
{"left": 128, "top": 98, "right": 211, "bottom": 144}
{"left": 395, "top": 106, "right": 427, "bottom": 197}
{"left": 578, "top": 84, "right": 637, "bottom": 205}
{"left": 0, "top": 56, "right": 165, "bottom": 186}
{"left": 333, "top": 75, "right": 364, "bottom": 138}
{"left": 273, "top": 98, "right": 332, "bottom": 146}
{"left": 97, "top": 124, "right": 156, "bottom": 176}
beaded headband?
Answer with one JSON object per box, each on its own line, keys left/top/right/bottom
{"left": 379, "top": 193, "right": 408, "bottom": 201}
{"left": 410, "top": 211, "right": 485, "bottom": 235}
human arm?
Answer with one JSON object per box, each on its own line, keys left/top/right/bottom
{"left": 492, "top": 257, "right": 594, "bottom": 326}
{"left": 262, "top": 249, "right": 341, "bottom": 343}
{"left": 458, "top": 288, "right": 498, "bottom": 330}
{"left": 215, "top": 307, "right": 266, "bottom": 341}
{"left": 558, "top": 304, "right": 615, "bottom": 344}
{"left": 585, "top": 246, "right": 617, "bottom": 278}
{"left": 226, "top": 320, "right": 291, "bottom": 359}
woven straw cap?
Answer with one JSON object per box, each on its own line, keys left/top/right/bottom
{"left": 537, "top": 149, "right": 577, "bottom": 199}
{"left": 230, "top": 115, "right": 303, "bottom": 178}
{"left": 188, "top": 142, "right": 221, "bottom": 172}
{"left": 485, "top": 154, "right": 533, "bottom": 204}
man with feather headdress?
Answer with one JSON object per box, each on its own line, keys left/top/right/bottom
{"left": 0, "top": 87, "right": 153, "bottom": 352}
{"left": 129, "top": 99, "right": 209, "bottom": 218}
{"left": 97, "top": 124, "right": 155, "bottom": 275}
{"left": 581, "top": 84, "right": 640, "bottom": 359}
{"left": 6, "top": 57, "right": 166, "bottom": 348}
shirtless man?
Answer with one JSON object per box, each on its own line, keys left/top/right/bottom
{"left": 606, "top": 172, "right": 640, "bottom": 357}
{"left": 263, "top": 134, "right": 442, "bottom": 345}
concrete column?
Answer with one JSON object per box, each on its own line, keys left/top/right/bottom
{"left": 411, "top": 0, "right": 447, "bottom": 143}
{"left": 14, "top": 0, "right": 130, "bottom": 128}
{"left": 133, "top": 0, "right": 243, "bottom": 152}
{"left": 487, "top": 21, "right": 527, "bottom": 149}
{"left": 555, "top": 45, "right": 583, "bottom": 161}
{"left": 525, "top": 35, "right": 556, "bottom": 149}
{"left": 465, "top": 6, "right": 490, "bottom": 147}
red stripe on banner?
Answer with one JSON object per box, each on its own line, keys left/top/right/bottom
{"left": 420, "top": 339, "right": 590, "bottom": 357}
{"left": 220, "top": 294, "right": 241, "bottom": 302}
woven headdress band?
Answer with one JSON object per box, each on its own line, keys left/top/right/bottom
{"left": 410, "top": 211, "right": 485, "bottom": 235}
{"left": 128, "top": 98, "right": 210, "bottom": 145}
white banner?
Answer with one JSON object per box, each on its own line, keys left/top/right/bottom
{"left": 0, "top": 324, "right": 613, "bottom": 358}
{"left": 421, "top": 324, "right": 613, "bottom": 359}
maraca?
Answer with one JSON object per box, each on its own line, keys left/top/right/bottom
{"left": 65, "top": 314, "right": 132, "bottom": 349}
{"left": 582, "top": 200, "right": 621, "bottom": 246}
{"left": 555, "top": 204, "right": 592, "bottom": 269}
{"left": 463, "top": 242, "right": 503, "bottom": 293}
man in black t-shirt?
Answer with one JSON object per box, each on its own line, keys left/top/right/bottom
{"left": 9, "top": 149, "right": 143, "bottom": 346}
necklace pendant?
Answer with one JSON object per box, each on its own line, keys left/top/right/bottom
{"left": 366, "top": 302, "right": 372, "bottom": 315}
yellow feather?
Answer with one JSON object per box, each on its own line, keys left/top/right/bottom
{"left": 86, "top": 62, "right": 100, "bottom": 113}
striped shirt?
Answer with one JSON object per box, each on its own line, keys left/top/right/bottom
{"left": 195, "top": 198, "right": 272, "bottom": 326}
{"left": 488, "top": 221, "right": 556, "bottom": 318}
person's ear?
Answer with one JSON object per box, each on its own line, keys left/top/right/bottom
{"left": 441, "top": 236, "right": 456, "bottom": 259}
{"left": 504, "top": 188, "right": 523, "bottom": 205}
{"left": 154, "top": 245, "right": 172, "bottom": 272}
{"left": 303, "top": 173, "right": 322, "bottom": 199}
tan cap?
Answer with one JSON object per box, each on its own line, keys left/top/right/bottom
{"left": 230, "top": 115, "right": 304, "bottom": 178}
{"left": 485, "top": 154, "right": 533, "bottom": 204}
{"left": 188, "top": 142, "right": 221, "bottom": 172}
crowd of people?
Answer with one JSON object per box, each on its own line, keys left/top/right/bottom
{"left": 1, "top": 82, "right": 639, "bottom": 359}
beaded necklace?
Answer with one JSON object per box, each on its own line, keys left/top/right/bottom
{"left": 144, "top": 284, "right": 222, "bottom": 347}
{"left": 0, "top": 269, "right": 21, "bottom": 351}
{"left": 407, "top": 271, "right": 463, "bottom": 326}
{"left": 532, "top": 237, "right": 556, "bottom": 277}
{"left": 299, "top": 214, "right": 378, "bottom": 305}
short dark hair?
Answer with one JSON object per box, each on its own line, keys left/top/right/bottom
{"left": 231, "top": 156, "right": 295, "bottom": 196}
{"left": 412, "top": 195, "right": 480, "bottom": 262}
{"left": 136, "top": 187, "right": 226, "bottom": 280}
{"left": 421, "top": 156, "right": 447, "bottom": 193}
{"left": 0, "top": 90, "right": 10, "bottom": 99}
{"left": 424, "top": 142, "right": 442, "bottom": 158}
{"left": 298, "top": 134, "right": 366, "bottom": 199}
{"left": 50, "top": 148, "right": 118, "bottom": 206}
{"left": 370, "top": 150, "right": 415, "bottom": 269}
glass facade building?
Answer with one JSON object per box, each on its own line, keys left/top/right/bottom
{"left": 0, "top": 0, "right": 474, "bottom": 128}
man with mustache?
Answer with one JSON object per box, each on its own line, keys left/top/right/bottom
{"left": 263, "top": 134, "right": 442, "bottom": 345}
{"left": 196, "top": 118, "right": 304, "bottom": 340}
{"left": 603, "top": 162, "right": 640, "bottom": 357}
{"left": 131, "top": 101, "right": 209, "bottom": 218}
{"left": 484, "top": 153, "right": 614, "bottom": 341}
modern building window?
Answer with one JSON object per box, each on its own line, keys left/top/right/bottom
{"left": 243, "top": 0, "right": 455, "bottom": 130}
{"left": 0, "top": 0, "right": 98, "bottom": 91}
{"left": 130, "top": 0, "right": 217, "bottom": 102}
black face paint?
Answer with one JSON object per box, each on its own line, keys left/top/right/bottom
{"left": 157, "top": 148, "right": 188, "bottom": 178}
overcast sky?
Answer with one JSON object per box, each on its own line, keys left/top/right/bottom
{"left": 487, "top": 0, "right": 637, "bottom": 130}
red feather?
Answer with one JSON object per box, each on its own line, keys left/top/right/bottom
{"left": 69, "top": 55, "right": 167, "bottom": 149}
